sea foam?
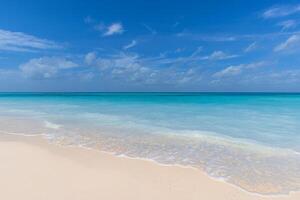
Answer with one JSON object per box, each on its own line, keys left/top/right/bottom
{"left": 0, "top": 92, "right": 300, "bottom": 194}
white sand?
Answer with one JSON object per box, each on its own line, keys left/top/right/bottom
{"left": 0, "top": 134, "right": 299, "bottom": 200}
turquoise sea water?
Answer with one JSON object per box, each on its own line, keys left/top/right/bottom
{"left": 0, "top": 92, "right": 299, "bottom": 194}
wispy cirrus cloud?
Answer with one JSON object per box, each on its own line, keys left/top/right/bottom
{"left": 141, "top": 23, "right": 157, "bottom": 35}
{"left": 176, "top": 30, "right": 300, "bottom": 43}
{"left": 176, "top": 32, "right": 237, "bottom": 42}
{"left": 213, "top": 61, "right": 267, "bottom": 78}
{"left": 123, "top": 40, "right": 137, "bottom": 50}
{"left": 262, "top": 4, "right": 300, "bottom": 19}
{"left": 0, "top": 29, "right": 61, "bottom": 52}
{"left": 213, "top": 65, "right": 242, "bottom": 78}
{"left": 277, "top": 20, "right": 298, "bottom": 30}
{"left": 143, "top": 48, "right": 237, "bottom": 66}
{"left": 244, "top": 42, "right": 258, "bottom": 53}
{"left": 274, "top": 35, "right": 300, "bottom": 52}
{"left": 200, "top": 51, "right": 238, "bottom": 61}
{"left": 269, "top": 70, "right": 300, "bottom": 83}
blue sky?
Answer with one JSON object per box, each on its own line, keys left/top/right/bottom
{"left": 0, "top": 0, "right": 300, "bottom": 92}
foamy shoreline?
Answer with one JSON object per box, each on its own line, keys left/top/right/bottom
{"left": 0, "top": 133, "right": 299, "bottom": 200}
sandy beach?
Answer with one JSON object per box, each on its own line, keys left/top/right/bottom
{"left": 0, "top": 133, "right": 299, "bottom": 200}
{"left": 1, "top": 0, "right": 300, "bottom": 198}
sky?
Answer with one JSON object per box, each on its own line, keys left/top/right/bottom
{"left": 0, "top": 0, "right": 300, "bottom": 92}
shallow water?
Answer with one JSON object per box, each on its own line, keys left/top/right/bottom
{"left": 0, "top": 92, "right": 299, "bottom": 194}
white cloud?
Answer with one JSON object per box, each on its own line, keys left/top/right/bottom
{"left": 94, "top": 53, "right": 143, "bottom": 72}
{"left": 142, "top": 24, "right": 157, "bottom": 35}
{"left": 269, "top": 70, "right": 300, "bottom": 82}
{"left": 132, "top": 48, "right": 236, "bottom": 67}
{"left": 92, "top": 53, "right": 160, "bottom": 83}
{"left": 151, "top": 49, "right": 236, "bottom": 63}
{"left": 244, "top": 42, "right": 257, "bottom": 52}
{"left": 190, "top": 46, "right": 203, "bottom": 57}
{"left": 213, "top": 61, "right": 266, "bottom": 78}
{"left": 250, "top": 70, "right": 300, "bottom": 85}
{"left": 103, "top": 23, "right": 124, "bottom": 36}
{"left": 0, "top": 29, "right": 61, "bottom": 52}
{"left": 85, "top": 52, "right": 97, "bottom": 65}
{"left": 140, "top": 47, "right": 203, "bottom": 65}
{"left": 244, "top": 61, "right": 266, "bottom": 69}
{"left": 262, "top": 4, "right": 300, "bottom": 18}
{"left": 20, "top": 57, "right": 78, "bottom": 79}
{"left": 277, "top": 20, "right": 297, "bottom": 30}
{"left": 83, "top": 51, "right": 202, "bottom": 85}
{"left": 200, "top": 51, "right": 238, "bottom": 60}
{"left": 176, "top": 32, "right": 237, "bottom": 42}
{"left": 85, "top": 18, "right": 124, "bottom": 37}
{"left": 123, "top": 40, "right": 137, "bottom": 50}
{"left": 176, "top": 30, "right": 300, "bottom": 43}
{"left": 85, "top": 52, "right": 144, "bottom": 71}
{"left": 213, "top": 66, "right": 242, "bottom": 77}
{"left": 176, "top": 68, "right": 202, "bottom": 84}
{"left": 274, "top": 35, "right": 300, "bottom": 52}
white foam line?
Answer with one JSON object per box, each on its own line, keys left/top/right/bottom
{"left": 44, "top": 120, "right": 62, "bottom": 130}
{"left": 103, "top": 152, "right": 297, "bottom": 197}
{"left": 159, "top": 130, "right": 300, "bottom": 156}
{"left": 0, "top": 130, "right": 298, "bottom": 197}
{"left": 47, "top": 140, "right": 298, "bottom": 197}
{"left": 0, "top": 130, "right": 42, "bottom": 137}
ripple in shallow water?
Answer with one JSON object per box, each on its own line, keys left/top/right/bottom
{"left": 44, "top": 124, "right": 300, "bottom": 195}
{"left": 0, "top": 116, "right": 300, "bottom": 195}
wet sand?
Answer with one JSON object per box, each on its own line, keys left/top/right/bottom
{"left": 0, "top": 133, "right": 299, "bottom": 200}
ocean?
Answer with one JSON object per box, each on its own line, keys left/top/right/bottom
{"left": 0, "top": 92, "right": 299, "bottom": 194}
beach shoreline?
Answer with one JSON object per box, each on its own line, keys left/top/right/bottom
{"left": 0, "top": 133, "right": 299, "bottom": 200}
